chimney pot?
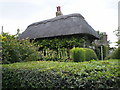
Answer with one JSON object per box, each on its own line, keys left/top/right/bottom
{"left": 56, "top": 6, "right": 63, "bottom": 16}
{"left": 57, "top": 6, "right": 61, "bottom": 11}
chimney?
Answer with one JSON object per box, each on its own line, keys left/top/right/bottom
{"left": 56, "top": 6, "right": 63, "bottom": 16}
{"left": 102, "top": 32, "right": 108, "bottom": 45}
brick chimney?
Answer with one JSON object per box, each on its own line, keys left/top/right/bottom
{"left": 56, "top": 6, "right": 63, "bottom": 16}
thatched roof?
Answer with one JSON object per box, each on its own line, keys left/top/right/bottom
{"left": 19, "top": 13, "right": 99, "bottom": 40}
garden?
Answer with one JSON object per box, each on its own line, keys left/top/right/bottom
{"left": 1, "top": 32, "right": 120, "bottom": 89}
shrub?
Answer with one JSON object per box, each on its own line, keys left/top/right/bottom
{"left": 70, "top": 47, "right": 85, "bottom": 62}
{"left": 70, "top": 48, "right": 98, "bottom": 62}
{"left": 2, "top": 33, "right": 40, "bottom": 64}
{"left": 84, "top": 48, "right": 98, "bottom": 61}
{"left": 111, "top": 47, "right": 120, "bottom": 59}
{"left": 2, "top": 60, "right": 120, "bottom": 89}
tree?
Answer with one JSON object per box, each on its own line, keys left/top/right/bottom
{"left": 114, "top": 29, "right": 120, "bottom": 46}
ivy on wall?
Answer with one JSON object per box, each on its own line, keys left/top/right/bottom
{"left": 35, "top": 35, "right": 93, "bottom": 50}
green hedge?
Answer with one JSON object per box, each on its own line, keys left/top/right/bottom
{"left": 2, "top": 60, "right": 120, "bottom": 89}
{"left": 84, "top": 48, "right": 98, "bottom": 61}
{"left": 70, "top": 48, "right": 85, "bottom": 62}
{"left": 70, "top": 48, "right": 98, "bottom": 62}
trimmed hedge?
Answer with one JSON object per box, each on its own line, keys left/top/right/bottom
{"left": 84, "top": 48, "right": 98, "bottom": 61}
{"left": 2, "top": 60, "right": 120, "bottom": 89}
{"left": 70, "top": 48, "right": 98, "bottom": 62}
{"left": 70, "top": 48, "right": 85, "bottom": 62}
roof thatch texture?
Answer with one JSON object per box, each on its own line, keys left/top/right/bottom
{"left": 19, "top": 13, "right": 98, "bottom": 40}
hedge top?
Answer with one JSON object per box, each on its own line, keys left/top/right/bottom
{"left": 2, "top": 59, "right": 119, "bottom": 73}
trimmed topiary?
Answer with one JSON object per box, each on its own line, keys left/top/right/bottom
{"left": 70, "top": 47, "right": 98, "bottom": 62}
{"left": 70, "top": 47, "right": 85, "bottom": 62}
{"left": 84, "top": 48, "right": 98, "bottom": 61}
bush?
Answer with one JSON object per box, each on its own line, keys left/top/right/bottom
{"left": 84, "top": 48, "right": 98, "bottom": 61}
{"left": 111, "top": 47, "right": 120, "bottom": 59}
{"left": 2, "top": 60, "right": 120, "bottom": 89}
{"left": 70, "top": 48, "right": 98, "bottom": 62}
{"left": 2, "top": 33, "right": 40, "bottom": 64}
{"left": 70, "top": 48, "right": 85, "bottom": 62}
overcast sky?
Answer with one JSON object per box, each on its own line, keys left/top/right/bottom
{"left": 0, "top": 0, "right": 119, "bottom": 47}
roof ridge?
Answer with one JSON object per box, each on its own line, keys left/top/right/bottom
{"left": 28, "top": 13, "right": 84, "bottom": 27}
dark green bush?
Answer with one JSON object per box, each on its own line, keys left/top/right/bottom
{"left": 70, "top": 48, "right": 98, "bottom": 62}
{"left": 84, "top": 48, "right": 98, "bottom": 61}
{"left": 70, "top": 48, "right": 85, "bottom": 62}
{"left": 111, "top": 47, "right": 120, "bottom": 59}
{"left": 2, "top": 60, "right": 120, "bottom": 89}
{"left": 2, "top": 33, "right": 40, "bottom": 64}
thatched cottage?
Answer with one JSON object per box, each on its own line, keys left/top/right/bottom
{"left": 19, "top": 6, "right": 98, "bottom": 41}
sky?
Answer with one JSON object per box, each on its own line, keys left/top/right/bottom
{"left": 0, "top": 0, "right": 119, "bottom": 47}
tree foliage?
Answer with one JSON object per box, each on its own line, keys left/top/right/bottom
{"left": 1, "top": 32, "right": 40, "bottom": 64}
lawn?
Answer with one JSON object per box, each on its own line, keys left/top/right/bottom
{"left": 2, "top": 59, "right": 120, "bottom": 89}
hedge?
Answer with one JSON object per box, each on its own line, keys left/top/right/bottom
{"left": 70, "top": 48, "right": 98, "bottom": 62}
{"left": 70, "top": 48, "right": 85, "bottom": 62}
{"left": 2, "top": 60, "right": 120, "bottom": 89}
{"left": 84, "top": 48, "right": 98, "bottom": 61}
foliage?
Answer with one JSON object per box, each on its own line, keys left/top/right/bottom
{"left": 84, "top": 48, "right": 98, "bottom": 61}
{"left": 2, "top": 60, "right": 120, "bottom": 89}
{"left": 0, "top": 35, "right": 2, "bottom": 64}
{"left": 2, "top": 33, "right": 40, "bottom": 64}
{"left": 116, "top": 39, "right": 120, "bottom": 46}
{"left": 94, "top": 45, "right": 109, "bottom": 60}
{"left": 113, "top": 29, "right": 120, "bottom": 39}
{"left": 94, "top": 47, "right": 101, "bottom": 60}
{"left": 39, "top": 48, "right": 69, "bottom": 61}
{"left": 70, "top": 47, "right": 85, "bottom": 62}
{"left": 70, "top": 48, "right": 98, "bottom": 62}
{"left": 103, "top": 45, "right": 109, "bottom": 59}
{"left": 111, "top": 47, "right": 120, "bottom": 59}
{"left": 94, "top": 31, "right": 110, "bottom": 60}
{"left": 36, "top": 35, "right": 92, "bottom": 50}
